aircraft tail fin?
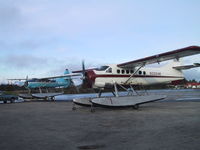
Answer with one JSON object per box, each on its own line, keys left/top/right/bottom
{"left": 64, "top": 69, "right": 70, "bottom": 75}
{"left": 55, "top": 69, "right": 71, "bottom": 88}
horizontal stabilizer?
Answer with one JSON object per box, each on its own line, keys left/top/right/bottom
{"left": 173, "top": 63, "right": 200, "bottom": 70}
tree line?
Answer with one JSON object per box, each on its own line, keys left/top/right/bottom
{"left": 0, "top": 79, "right": 199, "bottom": 92}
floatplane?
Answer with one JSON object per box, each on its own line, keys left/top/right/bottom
{"left": 72, "top": 46, "right": 200, "bottom": 111}
{"left": 8, "top": 69, "right": 81, "bottom": 100}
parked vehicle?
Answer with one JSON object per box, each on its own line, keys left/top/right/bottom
{"left": 0, "top": 91, "right": 18, "bottom": 103}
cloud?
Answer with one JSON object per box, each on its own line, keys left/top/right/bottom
{"left": 0, "top": 0, "right": 199, "bottom": 83}
{"left": 0, "top": 55, "right": 48, "bottom": 70}
{"left": 0, "top": 0, "right": 124, "bottom": 37}
{"left": 0, "top": 55, "right": 83, "bottom": 77}
{"left": 184, "top": 69, "right": 200, "bottom": 82}
{"left": 0, "top": 1, "right": 22, "bottom": 28}
{"left": 0, "top": 1, "right": 122, "bottom": 52}
{"left": 182, "top": 55, "right": 200, "bottom": 81}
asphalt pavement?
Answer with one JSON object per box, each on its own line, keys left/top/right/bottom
{"left": 0, "top": 100, "right": 200, "bottom": 150}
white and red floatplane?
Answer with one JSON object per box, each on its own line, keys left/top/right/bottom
{"left": 72, "top": 46, "right": 200, "bottom": 110}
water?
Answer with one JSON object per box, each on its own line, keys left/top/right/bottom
{"left": 56, "top": 89, "right": 200, "bottom": 102}
{"left": 55, "top": 91, "right": 128, "bottom": 101}
{"left": 1, "top": 89, "right": 200, "bottom": 104}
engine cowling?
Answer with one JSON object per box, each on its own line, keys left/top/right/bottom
{"left": 83, "top": 70, "right": 96, "bottom": 88}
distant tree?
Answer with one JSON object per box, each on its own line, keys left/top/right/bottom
{"left": 191, "top": 79, "right": 197, "bottom": 83}
{"left": 0, "top": 84, "right": 26, "bottom": 91}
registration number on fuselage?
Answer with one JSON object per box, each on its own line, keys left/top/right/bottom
{"left": 149, "top": 72, "right": 161, "bottom": 76}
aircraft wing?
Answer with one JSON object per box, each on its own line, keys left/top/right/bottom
{"left": 173, "top": 63, "right": 200, "bottom": 70}
{"left": 72, "top": 68, "right": 98, "bottom": 73}
{"left": 38, "top": 73, "right": 82, "bottom": 80}
{"left": 7, "top": 73, "right": 82, "bottom": 81}
{"left": 7, "top": 78, "right": 27, "bottom": 81}
{"left": 117, "top": 46, "right": 200, "bottom": 68}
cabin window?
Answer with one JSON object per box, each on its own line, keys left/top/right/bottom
{"left": 117, "top": 69, "right": 120, "bottom": 74}
{"left": 126, "top": 70, "right": 129, "bottom": 74}
{"left": 130, "top": 70, "right": 134, "bottom": 74}
{"left": 143, "top": 71, "right": 146, "bottom": 75}
{"left": 106, "top": 67, "right": 112, "bottom": 73}
{"left": 122, "top": 70, "right": 125, "bottom": 74}
{"left": 138, "top": 71, "right": 142, "bottom": 75}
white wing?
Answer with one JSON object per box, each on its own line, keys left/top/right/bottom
{"left": 8, "top": 73, "right": 82, "bottom": 81}
{"left": 117, "top": 46, "right": 200, "bottom": 68}
{"left": 38, "top": 73, "right": 82, "bottom": 80}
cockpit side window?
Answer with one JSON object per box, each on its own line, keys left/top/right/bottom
{"left": 96, "top": 66, "right": 109, "bottom": 71}
{"left": 106, "top": 67, "right": 112, "bottom": 73}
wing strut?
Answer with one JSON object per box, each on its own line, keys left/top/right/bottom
{"left": 124, "top": 64, "right": 144, "bottom": 84}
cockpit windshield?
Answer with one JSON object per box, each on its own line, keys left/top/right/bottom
{"left": 95, "top": 66, "right": 109, "bottom": 71}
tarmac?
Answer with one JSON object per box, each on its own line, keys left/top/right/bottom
{"left": 0, "top": 98, "right": 200, "bottom": 150}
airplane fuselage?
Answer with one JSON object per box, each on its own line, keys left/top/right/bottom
{"left": 85, "top": 62, "right": 184, "bottom": 89}
{"left": 26, "top": 69, "right": 72, "bottom": 89}
{"left": 27, "top": 80, "right": 71, "bottom": 89}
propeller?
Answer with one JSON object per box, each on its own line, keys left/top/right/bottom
{"left": 81, "top": 60, "right": 89, "bottom": 88}
{"left": 80, "top": 60, "right": 94, "bottom": 89}
{"left": 24, "top": 75, "right": 29, "bottom": 87}
{"left": 82, "top": 60, "right": 86, "bottom": 79}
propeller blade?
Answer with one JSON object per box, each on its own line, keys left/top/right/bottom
{"left": 24, "top": 75, "right": 29, "bottom": 87}
{"left": 81, "top": 60, "right": 89, "bottom": 88}
{"left": 82, "top": 60, "right": 85, "bottom": 72}
{"left": 80, "top": 60, "right": 92, "bottom": 89}
{"left": 82, "top": 60, "right": 86, "bottom": 79}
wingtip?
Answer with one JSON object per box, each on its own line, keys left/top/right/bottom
{"left": 187, "top": 45, "right": 200, "bottom": 49}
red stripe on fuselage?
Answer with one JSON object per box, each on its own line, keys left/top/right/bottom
{"left": 86, "top": 70, "right": 183, "bottom": 82}
{"left": 94, "top": 74, "right": 183, "bottom": 78}
{"left": 86, "top": 70, "right": 184, "bottom": 88}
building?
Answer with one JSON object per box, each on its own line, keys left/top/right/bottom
{"left": 185, "top": 82, "right": 200, "bottom": 89}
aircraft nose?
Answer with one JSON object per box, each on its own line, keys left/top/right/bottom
{"left": 82, "top": 70, "right": 96, "bottom": 88}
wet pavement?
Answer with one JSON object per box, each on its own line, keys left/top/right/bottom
{"left": 0, "top": 89, "right": 200, "bottom": 150}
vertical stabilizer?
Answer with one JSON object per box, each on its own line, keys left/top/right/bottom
{"left": 55, "top": 69, "right": 71, "bottom": 87}
{"left": 64, "top": 69, "right": 70, "bottom": 75}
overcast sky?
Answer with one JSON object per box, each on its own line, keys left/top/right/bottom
{"left": 0, "top": 0, "right": 199, "bottom": 83}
